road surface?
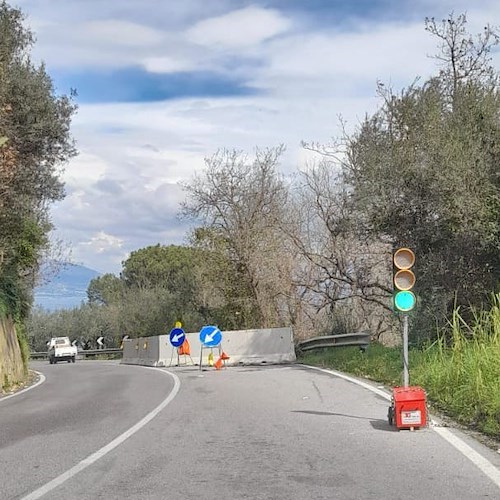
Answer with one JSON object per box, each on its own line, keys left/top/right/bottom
{"left": 0, "top": 360, "right": 499, "bottom": 499}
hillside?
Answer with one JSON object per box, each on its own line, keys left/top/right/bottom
{"left": 33, "top": 263, "right": 101, "bottom": 311}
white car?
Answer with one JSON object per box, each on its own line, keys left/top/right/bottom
{"left": 48, "top": 337, "right": 77, "bottom": 364}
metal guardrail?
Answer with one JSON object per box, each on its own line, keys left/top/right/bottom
{"left": 31, "top": 333, "right": 369, "bottom": 359}
{"left": 296, "top": 332, "right": 371, "bottom": 352}
{"left": 78, "top": 348, "right": 123, "bottom": 358}
{"left": 30, "top": 348, "right": 123, "bottom": 360}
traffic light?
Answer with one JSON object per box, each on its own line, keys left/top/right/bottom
{"left": 393, "top": 247, "right": 416, "bottom": 312}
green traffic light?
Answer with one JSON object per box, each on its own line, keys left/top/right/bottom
{"left": 394, "top": 290, "right": 416, "bottom": 311}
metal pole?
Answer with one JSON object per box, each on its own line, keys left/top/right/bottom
{"left": 403, "top": 314, "right": 409, "bottom": 387}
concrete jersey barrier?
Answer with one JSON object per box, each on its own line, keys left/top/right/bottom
{"left": 121, "top": 326, "right": 295, "bottom": 367}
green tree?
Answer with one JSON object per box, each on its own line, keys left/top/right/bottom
{"left": 87, "top": 273, "right": 124, "bottom": 306}
{"left": 0, "top": 1, "right": 76, "bottom": 318}
{"left": 339, "top": 13, "right": 500, "bottom": 335}
{"left": 188, "top": 226, "right": 256, "bottom": 330}
{"left": 122, "top": 244, "right": 195, "bottom": 288}
{"left": 120, "top": 244, "right": 199, "bottom": 316}
{"left": 27, "top": 304, "right": 122, "bottom": 351}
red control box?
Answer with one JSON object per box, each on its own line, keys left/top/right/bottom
{"left": 392, "top": 386, "right": 427, "bottom": 429}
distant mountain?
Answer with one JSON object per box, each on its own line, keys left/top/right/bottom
{"left": 33, "top": 263, "right": 101, "bottom": 311}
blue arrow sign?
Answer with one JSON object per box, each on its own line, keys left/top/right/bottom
{"left": 199, "top": 325, "right": 222, "bottom": 347}
{"left": 169, "top": 327, "right": 185, "bottom": 347}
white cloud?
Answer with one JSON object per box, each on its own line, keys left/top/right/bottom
{"left": 245, "top": 22, "right": 438, "bottom": 98}
{"left": 25, "top": 16, "right": 174, "bottom": 70}
{"left": 51, "top": 91, "right": 375, "bottom": 275}
{"left": 80, "top": 231, "right": 124, "bottom": 254}
{"left": 73, "top": 101, "right": 216, "bottom": 136}
{"left": 84, "top": 20, "right": 164, "bottom": 47}
{"left": 62, "top": 152, "right": 108, "bottom": 188}
{"left": 142, "top": 56, "right": 197, "bottom": 73}
{"left": 187, "top": 6, "right": 291, "bottom": 48}
{"left": 71, "top": 231, "right": 127, "bottom": 272}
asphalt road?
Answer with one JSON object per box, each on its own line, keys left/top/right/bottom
{"left": 1, "top": 360, "right": 499, "bottom": 499}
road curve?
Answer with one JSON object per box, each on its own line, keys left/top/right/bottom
{"left": 1, "top": 361, "right": 499, "bottom": 499}
{"left": 0, "top": 361, "right": 177, "bottom": 499}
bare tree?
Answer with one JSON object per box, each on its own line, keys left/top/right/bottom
{"left": 287, "top": 158, "right": 396, "bottom": 341}
{"left": 181, "top": 147, "right": 294, "bottom": 329}
{"left": 425, "top": 13, "right": 499, "bottom": 101}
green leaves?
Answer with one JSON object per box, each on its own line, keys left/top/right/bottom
{"left": 87, "top": 274, "right": 124, "bottom": 306}
{"left": 0, "top": 2, "right": 76, "bottom": 319}
{"left": 343, "top": 19, "right": 500, "bottom": 333}
{"left": 122, "top": 244, "right": 197, "bottom": 294}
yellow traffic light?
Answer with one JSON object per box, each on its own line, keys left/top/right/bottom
{"left": 393, "top": 248, "right": 416, "bottom": 312}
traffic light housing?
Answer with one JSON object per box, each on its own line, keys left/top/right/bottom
{"left": 393, "top": 248, "right": 416, "bottom": 312}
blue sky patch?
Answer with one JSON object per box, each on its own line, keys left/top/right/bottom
{"left": 271, "top": 0, "right": 421, "bottom": 25}
{"left": 53, "top": 68, "right": 258, "bottom": 103}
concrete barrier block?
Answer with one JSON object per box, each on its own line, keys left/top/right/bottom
{"left": 122, "top": 326, "right": 296, "bottom": 367}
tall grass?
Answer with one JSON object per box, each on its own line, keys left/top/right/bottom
{"left": 299, "top": 293, "right": 500, "bottom": 438}
{"left": 412, "top": 293, "right": 500, "bottom": 436}
{"left": 301, "top": 343, "right": 403, "bottom": 386}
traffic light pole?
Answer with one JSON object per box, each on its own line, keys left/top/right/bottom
{"left": 393, "top": 247, "right": 415, "bottom": 388}
{"left": 402, "top": 314, "right": 409, "bottom": 387}
{"left": 389, "top": 248, "right": 427, "bottom": 429}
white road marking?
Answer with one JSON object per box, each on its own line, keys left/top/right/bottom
{"left": 303, "top": 364, "right": 391, "bottom": 400}
{"left": 21, "top": 368, "right": 181, "bottom": 500}
{"left": 302, "top": 364, "right": 500, "bottom": 490}
{"left": 0, "top": 371, "right": 45, "bottom": 403}
{"left": 432, "top": 426, "right": 500, "bottom": 489}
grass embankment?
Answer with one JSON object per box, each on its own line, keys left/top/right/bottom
{"left": 299, "top": 294, "right": 500, "bottom": 439}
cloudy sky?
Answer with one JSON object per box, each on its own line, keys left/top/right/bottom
{"left": 15, "top": 0, "right": 500, "bottom": 274}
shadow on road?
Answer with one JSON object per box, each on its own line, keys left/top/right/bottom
{"left": 292, "top": 410, "right": 396, "bottom": 432}
{"left": 369, "top": 419, "right": 397, "bottom": 432}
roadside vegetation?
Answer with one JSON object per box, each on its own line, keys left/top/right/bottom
{"left": 300, "top": 294, "right": 500, "bottom": 439}
{"left": 0, "top": 1, "right": 76, "bottom": 390}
